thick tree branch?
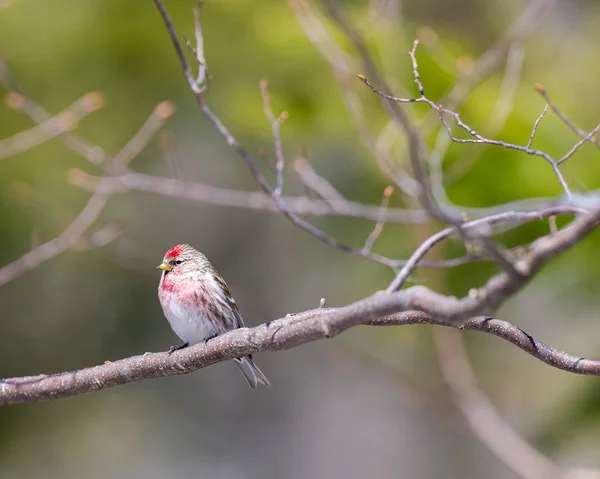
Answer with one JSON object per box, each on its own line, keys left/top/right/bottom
{"left": 4, "top": 282, "right": 600, "bottom": 406}
{"left": 3, "top": 204, "right": 600, "bottom": 405}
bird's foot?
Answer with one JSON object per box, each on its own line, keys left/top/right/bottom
{"left": 168, "top": 342, "right": 189, "bottom": 355}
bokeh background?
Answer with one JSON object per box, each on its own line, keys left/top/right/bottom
{"left": 2, "top": 0, "right": 600, "bottom": 477}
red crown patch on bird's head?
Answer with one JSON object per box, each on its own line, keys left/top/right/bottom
{"left": 165, "top": 244, "right": 185, "bottom": 259}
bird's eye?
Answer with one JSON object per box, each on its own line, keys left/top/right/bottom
{"left": 175, "top": 260, "right": 183, "bottom": 265}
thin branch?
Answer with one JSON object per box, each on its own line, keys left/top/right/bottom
{"left": 0, "top": 92, "right": 103, "bottom": 160}
{"left": 402, "top": 42, "right": 530, "bottom": 280}
{"left": 68, "top": 168, "right": 428, "bottom": 223}
{"left": 0, "top": 102, "right": 174, "bottom": 286}
{"left": 159, "top": 130, "right": 184, "bottom": 180}
{"left": 0, "top": 192, "right": 109, "bottom": 287}
{"left": 557, "top": 123, "right": 600, "bottom": 165}
{"left": 386, "top": 205, "right": 587, "bottom": 293}
{"left": 421, "top": 0, "right": 557, "bottom": 133}
{"left": 323, "top": 0, "right": 432, "bottom": 216}
{"left": 440, "top": 42, "right": 525, "bottom": 189}
{"left": 151, "top": 0, "right": 409, "bottom": 270}
{"left": 108, "top": 101, "right": 175, "bottom": 171}
{"left": 292, "top": 156, "right": 346, "bottom": 204}
{"left": 353, "top": 39, "right": 522, "bottom": 284}
{"left": 362, "top": 185, "right": 393, "bottom": 254}
{"left": 69, "top": 164, "right": 595, "bottom": 227}
{"left": 433, "top": 329, "right": 600, "bottom": 479}
{"left": 192, "top": 0, "right": 208, "bottom": 88}
{"left": 70, "top": 169, "right": 589, "bottom": 277}
{"left": 259, "top": 80, "right": 288, "bottom": 196}
{"left": 357, "top": 41, "right": 574, "bottom": 199}
{"left": 289, "top": 0, "right": 420, "bottom": 199}
{"left": 527, "top": 104, "right": 549, "bottom": 149}
{"left": 536, "top": 84, "right": 600, "bottom": 150}
{"left": 0, "top": 60, "right": 109, "bottom": 165}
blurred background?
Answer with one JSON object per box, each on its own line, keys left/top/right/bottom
{"left": 2, "top": 0, "right": 600, "bottom": 477}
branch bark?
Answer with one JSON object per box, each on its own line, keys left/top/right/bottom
{"left": 4, "top": 287, "right": 600, "bottom": 406}
{"left": 4, "top": 202, "right": 600, "bottom": 405}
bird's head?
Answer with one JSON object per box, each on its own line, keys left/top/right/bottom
{"left": 158, "top": 244, "right": 204, "bottom": 273}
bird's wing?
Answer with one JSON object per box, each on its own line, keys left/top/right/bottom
{"left": 211, "top": 267, "right": 246, "bottom": 330}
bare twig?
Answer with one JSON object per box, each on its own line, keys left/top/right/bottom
{"left": 357, "top": 42, "right": 574, "bottom": 198}
{"left": 292, "top": 156, "right": 346, "bottom": 204}
{"left": 354, "top": 36, "right": 507, "bottom": 284}
{"left": 0, "top": 92, "right": 103, "bottom": 160}
{"left": 192, "top": 0, "right": 208, "bottom": 88}
{"left": 526, "top": 104, "right": 549, "bottom": 149}
{"left": 439, "top": 43, "right": 525, "bottom": 189}
{"left": 159, "top": 130, "right": 184, "bottom": 180}
{"left": 557, "top": 123, "right": 600, "bottom": 165}
{"left": 70, "top": 167, "right": 593, "bottom": 225}
{"left": 323, "top": 3, "right": 559, "bottom": 290}
{"left": 151, "top": 0, "right": 409, "bottom": 270}
{"left": 289, "top": 0, "right": 420, "bottom": 198}
{"left": 323, "top": 0, "right": 432, "bottom": 216}
{"left": 0, "top": 102, "right": 174, "bottom": 286}
{"left": 362, "top": 185, "right": 393, "bottom": 254}
{"left": 536, "top": 84, "right": 600, "bottom": 150}
{"left": 386, "top": 205, "right": 585, "bottom": 292}
{"left": 260, "top": 80, "right": 288, "bottom": 196}
{"left": 421, "top": 0, "right": 557, "bottom": 132}
{"left": 0, "top": 192, "right": 109, "bottom": 287}
{"left": 433, "top": 329, "right": 600, "bottom": 479}
{"left": 404, "top": 43, "right": 530, "bottom": 280}
{"left": 68, "top": 168, "right": 427, "bottom": 223}
{"left": 0, "top": 61, "right": 108, "bottom": 165}
{"left": 108, "top": 101, "right": 175, "bottom": 171}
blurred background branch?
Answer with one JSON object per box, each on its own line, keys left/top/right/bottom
{"left": 433, "top": 328, "right": 600, "bottom": 479}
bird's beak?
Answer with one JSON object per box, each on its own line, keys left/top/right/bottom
{"left": 157, "top": 263, "right": 172, "bottom": 271}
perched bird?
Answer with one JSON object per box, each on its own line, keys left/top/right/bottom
{"left": 157, "top": 244, "right": 270, "bottom": 389}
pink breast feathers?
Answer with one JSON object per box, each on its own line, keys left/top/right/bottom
{"left": 160, "top": 274, "right": 209, "bottom": 308}
{"left": 160, "top": 274, "right": 177, "bottom": 293}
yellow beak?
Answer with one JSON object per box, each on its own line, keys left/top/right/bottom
{"left": 157, "top": 263, "right": 172, "bottom": 271}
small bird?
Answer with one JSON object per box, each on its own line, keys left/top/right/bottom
{"left": 157, "top": 244, "right": 270, "bottom": 389}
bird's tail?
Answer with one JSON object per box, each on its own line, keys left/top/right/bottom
{"left": 234, "top": 355, "right": 271, "bottom": 389}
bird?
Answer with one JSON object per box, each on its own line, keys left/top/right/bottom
{"left": 157, "top": 244, "right": 270, "bottom": 389}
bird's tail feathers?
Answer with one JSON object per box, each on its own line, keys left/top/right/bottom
{"left": 234, "top": 356, "right": 271, "bottom": 389}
